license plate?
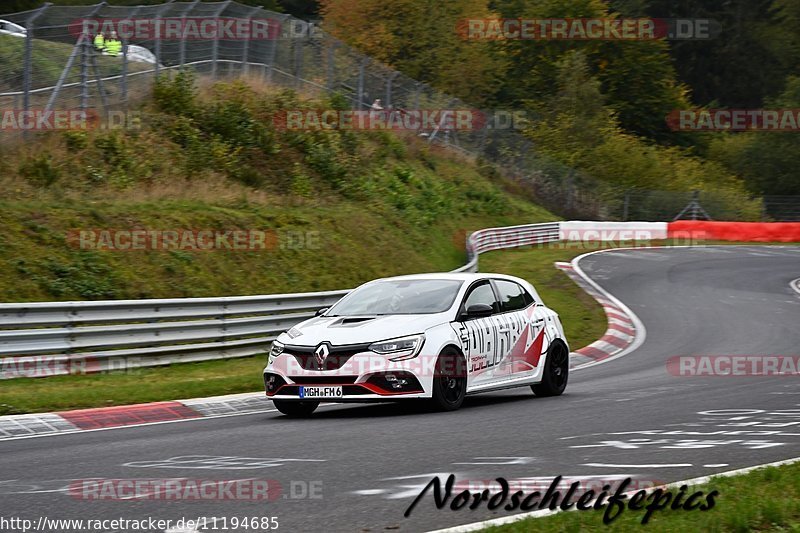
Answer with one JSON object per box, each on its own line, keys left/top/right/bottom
{"left": 299, "top": 386, "right": 343, "bottom": 399}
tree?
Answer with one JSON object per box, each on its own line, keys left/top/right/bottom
{"left": 709, "top": 77, "right": 800, "bottom": 196}
{"left": 319, "top": 0, "right": 506, "bottom": 106}
{"left": 623, "top": 0, "right": 791, "bottom": 108}
{"left": 492, "top": 0, "right": 690, "bottom": 142}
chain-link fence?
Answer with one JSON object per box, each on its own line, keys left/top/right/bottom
{"left": 1, "top": 1, "right": 798, "bottom": 221}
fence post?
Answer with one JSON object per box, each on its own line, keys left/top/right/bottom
{"left": 385, "top": 71, "right": 397, "bottom": 108}
{"left": 211, "top": 0, "right": 232, "bottom": 78}
{"left": 120, "top": 6, "right": 145, "bottom": 108}
{"left": 325, "top": 40, "right": 336, "bottom": 92}
{"left": 22, "top": 3, "right": 51, "bottom": 117}
{"left": 153, "top": 1, "right": 175, "bottom": 79}
{"left": 264, "top": 16, "right": 282, "bottom": 82}
{"left": 80, "top": 34, "right": 89, "bottom": 112}
{"left": 412, "top": 82, "right": 421, "bottom": 110}
{"left": 356, "top": 57, "right": 366, "bottom": 109}
{"left": 293, "top": 27, "right": 306, "bottom": 88}
{"left": 242, "top": 5, "right": 262, "bottom": 76}
{"left": 178, "top": 0, "right": 199, "bottom": 69}
{"left": 45, "top": 33, "right": 88, "bottom": 112}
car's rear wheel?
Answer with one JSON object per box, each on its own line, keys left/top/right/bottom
{"left": 531, "top": 341, "right": 569, "bottom": 397}
{"left": 272, "top": 399, "right": 319, "bottom": 417}
{"left": 430, "top": 347, "right": 467, "bottom": 411}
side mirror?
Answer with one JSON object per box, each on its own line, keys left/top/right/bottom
{"left": 462, "top": 303, "right": 493, "bottom": 320}
{"left": 315, "top": 307, "right": 329, "bottom": 317}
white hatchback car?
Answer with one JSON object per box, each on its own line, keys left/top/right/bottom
{"left": 264, "top": 273, "right": 569, "bottom": 416}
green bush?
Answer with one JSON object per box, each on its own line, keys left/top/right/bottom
{"left": 153, "top": 70, "right": 197, "bottom": 116}
{"left": 18, "top": 155, "right": 60, "bottom": 187}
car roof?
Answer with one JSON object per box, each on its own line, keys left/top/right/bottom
{"left": 362, "top": 272, "right": 544, "bottom": 305}
{"left": 375, "top": 272, "right": 525, "bottom": 283}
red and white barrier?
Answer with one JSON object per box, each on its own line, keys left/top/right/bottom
{"left": 559, "top": 220, "right": 800, "bottom": 243}
{"left": 667, "top": 221, "right": 800, "bottom": 242}
{"left": 559, "top": 221, "right": 668, "bottom": 241}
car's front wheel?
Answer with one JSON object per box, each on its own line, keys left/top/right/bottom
{"left": 531, "top": 340, "right": 569, "bottom": 397}
{"left": 430, "top": 347, "right": 467, "bottom": 411}
{"left": 272, "top": 399, "right": 319, "bottom": 417}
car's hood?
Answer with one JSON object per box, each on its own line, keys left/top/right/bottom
{"left": 278, "top": 313, "right": 450, "bottom": 346}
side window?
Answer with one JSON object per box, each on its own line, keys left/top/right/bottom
{"left": 495, "top": 280, "right": 534, "bottom": 312}
{"left": 463, "top": 282, "right": 500, "bottom": 314}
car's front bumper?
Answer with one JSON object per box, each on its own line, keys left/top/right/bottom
{"left": 264, "top": 349, "right": 438, "bottom": 401}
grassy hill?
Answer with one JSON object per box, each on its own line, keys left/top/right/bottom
{"left": 0, "top": 33, "right": 150, "bottom": 94}
{"left": 0, "top": 72, "right": 555, "bottom": 302}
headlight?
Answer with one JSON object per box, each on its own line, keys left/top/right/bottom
{"left": 269, "top": 340, "right": 284, "bottom": 359}
{"left": 368, "top": 334, "right": 424, "bottom": 361}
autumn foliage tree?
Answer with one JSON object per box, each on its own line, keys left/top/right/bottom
{"left": 319, "top": 0, "right": 506, "bottom": 106}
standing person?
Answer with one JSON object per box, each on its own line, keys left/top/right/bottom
{"left": 104, "top": 31, "right": 122, "bottom": 57}
{"left": 93, "top": 31, "right": 105, "bottom": 52}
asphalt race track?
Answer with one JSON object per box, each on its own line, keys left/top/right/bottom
{"left": 2, "top": 245, "right": 799, "bottom": 533}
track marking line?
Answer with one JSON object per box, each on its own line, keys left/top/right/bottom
{"left": 581, "top": 463, "right": 692, "bottom": 468}
{"left": 0, "top": 403, "right": 342, "bottom": 443}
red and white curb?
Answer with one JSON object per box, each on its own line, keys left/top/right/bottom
{"left": 556, "top": 251, "right": 645, "bottom": 370}
{"left": 557, "top": 260, "right": 636, "bottom": 368}
{"left": 0, "top": 392, "right": 271, "bottom": 441}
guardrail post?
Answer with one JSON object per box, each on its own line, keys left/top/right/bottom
{"left": 22, "top": 3, "right": 51, "bottom": 119}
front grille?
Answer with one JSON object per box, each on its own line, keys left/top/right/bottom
{"left": 289, "top": 376, "right": 359, "bottom": 385}
{"left": 284, "top": 343, "right": 370, "bottom": 371}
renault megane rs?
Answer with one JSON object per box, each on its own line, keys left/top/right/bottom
{"left": 263, "top": 273, "right": 569, "bottom": 416}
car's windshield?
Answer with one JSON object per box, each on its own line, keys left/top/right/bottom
{"left": 327, "top": 279, "right": 463, "bottom": 316}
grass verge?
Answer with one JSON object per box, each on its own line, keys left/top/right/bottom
{"left": 483, "top": 461, "right": 800, "bottom": 532}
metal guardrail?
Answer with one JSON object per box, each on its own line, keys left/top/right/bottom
{"left": 0, "top": 222, "right": 563, "bottom": 379}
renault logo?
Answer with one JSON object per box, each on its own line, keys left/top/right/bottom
{"left": 314, "top": 343, "right": 330, "bottom": 366}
